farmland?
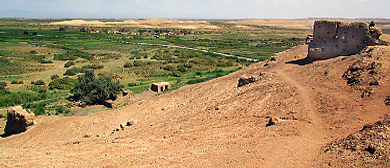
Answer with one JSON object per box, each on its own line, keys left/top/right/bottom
{"left": 0, "top": 18, "right": 308, "bottom": 116}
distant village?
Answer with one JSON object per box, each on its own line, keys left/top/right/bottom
{"left": 59, "top": 26, "right": 211, "bottom": 36}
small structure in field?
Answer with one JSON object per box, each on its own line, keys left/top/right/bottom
{"left": 151, "top": 82, "right": 171, "bottom": 93}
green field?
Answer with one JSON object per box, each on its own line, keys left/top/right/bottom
{"left": 0, "top": 19, "right": 307, "bottom": 116}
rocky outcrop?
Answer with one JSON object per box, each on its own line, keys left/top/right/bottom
{"left": 323, "top": 114, "right": 390, "bottom": 166}
{"left": 308, "top": 20, "right": 387, "bottom": 60}
{"left": 4, "top": 106, "right": 34, "bottom": 136}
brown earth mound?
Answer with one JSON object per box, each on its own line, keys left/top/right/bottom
{"left": 323, "top": 114, "right": 390, "bottom": 167}
{"left": 0, "top": 35, "right": 390, "bottom": 167}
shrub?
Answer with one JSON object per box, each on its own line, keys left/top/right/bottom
{"left": 171, "top": 71, "right": 181, "bottom": 77}
{"left": 49, "top": 77, "right": 77, "bottom": 90}
{"left": 127, "top": 82, "right": 138, "bottom": 87}
{"left": 63, "top": 67, "right": 80, "bottom": 76}
{"left": 51, "top": 75, "right": 60, "bottom": 80}
{"left": 34, "top": 80, "right": 45, "bottom": 85}
{"left": 18, "top": 81, "right": 23, "bottom": 84}
{"left": 54, "top": 49, "right": 93, "bottom": 61}
{"left": 163, "top": 65, "right": 176, "bottom": 71}
{"left": 0, "top": 90, "right": 47, "bottom": 108}
{"left": 186, "top": 78, "right": 206, "bottom": 85}
{"left": 81, "top": 64, "right": 104, "bottom": 70}
{"left": 177, "top": 64, "right": 187, "bottom": 72}
{"left": 64, "top": 61, "right": 75, "bottom": 68}
{"left": 133, "top": 60, "right": 145, "bottom": 67}
{"left": 39, "top": 60, "right": 53, "bottom": 64}
{"left": 124, "top": 62, "right": 133, "bottom": 68}
{"left": 217, "top": 61, "right": 234, "bottom": 67}
{"left": 55, "top": 106, "right": 71, "bottom": 115}
{"left": 23, "top": 101, "right": 49, "bottom": 116}
{"left": 11, "top": 80, "right": 18, "bottom": 84}
{"left": 0, "top": 82, "right": 5, "bottom": 90}
{"left": 28, "top": 85, "right": 47, "bottom": 93}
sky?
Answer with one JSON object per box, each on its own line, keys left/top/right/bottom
{"left": 0, "top": 0, "right": 389, "bottom": 19}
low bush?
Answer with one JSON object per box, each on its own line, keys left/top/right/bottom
{"left": 51, "top": 74, "right": 60, "bottom": 80}
{"left": 0, "top": 90, "right": 47, "bottom": 108}
{"left": 49, "top": 77, "right": 77, "bottom": 90}
{"left": 124, "top": 62, "right": 133, "bottom": 68}
{"left": 54, "top": 49, "right": 94, "bottom": 61}
{"left": 0, "top": 81, "right": 7, "bottom": 88}
{"left": 55, "top": 106, "right": 71, "bottom": 115}
{"left": 28, "top": 85, "right": 47, "bottom": 93}
{"left": 127, "top": 82, "right": 138, "bottom": 87}
{"left": 163, "top": 65, "right": 176, "bottom": 71}
{"left": 186, "top": 78, "right": 206, "bottom": 85}
{"left": 81, "top": 64, "right": 104, "bottom": 70}
{"left": 34, "top": 80, "right": 45, "bottom": 85}
{"left": 133, "top": 60, "right": 145, "bottom": 67}
{"left": 63, "top": 67, "right": 80, "bottom": 76}
{"left": 64, "top": 61, "right": 75, "bottom": 68}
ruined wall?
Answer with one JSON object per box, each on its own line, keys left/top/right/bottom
{"left": 4, "top": 106, "right": 34, "bottom": 136}
{"left": 308, "top": 20, "right": 384, "bottom": 60}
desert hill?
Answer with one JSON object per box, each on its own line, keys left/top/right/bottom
{"left": 1, "top": 34, "right": 390, "bottom": 167}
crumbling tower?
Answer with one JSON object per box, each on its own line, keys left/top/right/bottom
{"left": 308, "top": 20, "right": 385, "bottom": 60}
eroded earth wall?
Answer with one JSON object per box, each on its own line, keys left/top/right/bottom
{"left": 308, "top": 20, "right": 384, "bottom": 60}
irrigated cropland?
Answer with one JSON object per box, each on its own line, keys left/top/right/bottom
{"left": 0, "top": 19, "right": 390, "bottom": 167}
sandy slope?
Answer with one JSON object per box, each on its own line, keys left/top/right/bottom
{"left": 1, "top": 37, "right": 390, "bottom": 167}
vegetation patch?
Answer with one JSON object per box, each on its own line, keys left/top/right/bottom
{"left": 0, "top": 19, "right": 307, "bottom": 116}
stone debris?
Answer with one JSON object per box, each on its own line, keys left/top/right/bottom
{"left": 238, "top": 76, "right": 259, "bottom": 87}
{"left": 112, "top": 121, "right": 134, "bottom": 134}
{"left": 266, "top": 117, "right": 279, "bottom": 127}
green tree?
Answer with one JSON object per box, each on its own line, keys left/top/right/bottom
{"left": 71, "top": 70, "right": 121, "bottom": 106}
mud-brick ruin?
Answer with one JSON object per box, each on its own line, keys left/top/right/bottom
{"left": 151, "top": 82, "right": 171, "bottom": 93}
{"left": 4, "top": 106, "right": 35, "bottom": 136}
{"left": 308, "top": 20, "right": 385, "bottom": 60}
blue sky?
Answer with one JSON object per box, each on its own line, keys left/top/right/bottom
{"left": 1, "top": 0, "right": 389, "bottom": 19}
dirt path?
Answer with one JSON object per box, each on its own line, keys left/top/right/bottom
{"left": 271, "top": 57, "right": 331, "bottom": 167}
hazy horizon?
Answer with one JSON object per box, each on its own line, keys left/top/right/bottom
{"left": 1, "top": 0, "right": 389, "bottom": 20}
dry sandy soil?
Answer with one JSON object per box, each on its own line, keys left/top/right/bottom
{"left": 49, "top": 18, "right": 316, "bottom": 30}
{"left": 1, "top": 26, "right": 390, "bottom": 167}
{"left": 49, "top": 18, "right": 221, "bottom": 29}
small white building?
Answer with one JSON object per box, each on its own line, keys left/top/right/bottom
{"left": 151, "top": 82, "right": 171, "bottom": 93}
